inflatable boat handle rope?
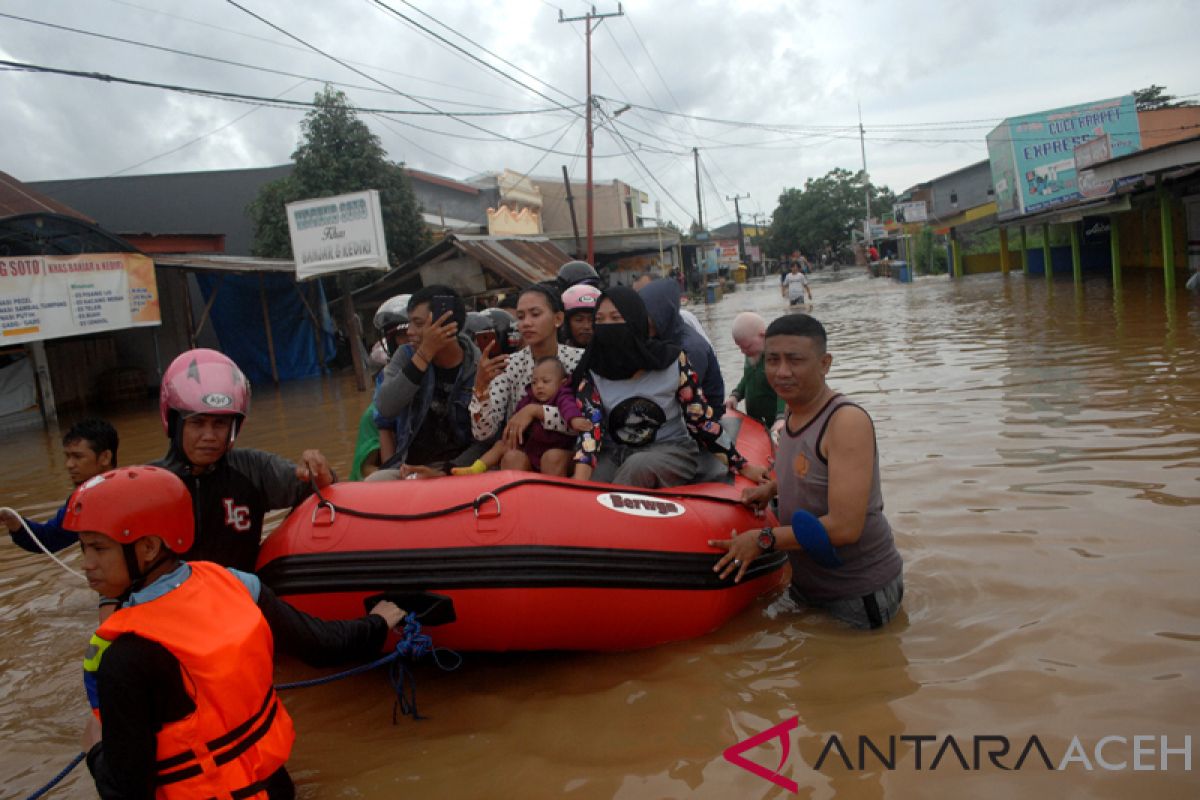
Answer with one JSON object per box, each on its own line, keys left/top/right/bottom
{"left": 308, "top": 475, "right": 751, "bottom": 523}
{"left": 0, "top": 507, "right": 86, "bottom": 582}
{"left": 19, "top": 587, "right": 459, "bottom": 799}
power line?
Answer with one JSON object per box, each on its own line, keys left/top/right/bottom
{"left": 382, "top": 0, "right": 580, "bottom": 106}
{"left": 108, "top": 78, "right": 313, "bottom": 176}
{"left": 0, "top": 57, "right": 576, "bottom": 118}
{"left": 596, "top": 109, "right": 693, "bottom": 223}
{"left": 0, "top": 12, "right": 568, "bottom": 115}
{"left": 103, "top": 0, "right": 558, "bottom": 104}
{"left": 220, "top": 0, "right": 609, "bottom": 159}
{"left": 370, "top": 0, "right": 583, "bottom": 117}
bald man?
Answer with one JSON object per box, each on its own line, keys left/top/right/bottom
{"left": 725, "top": 312, "right": 784, "bottom": 433}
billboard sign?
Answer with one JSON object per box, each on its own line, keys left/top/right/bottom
{"left": 987, "top": 95, "right": 1140, "bottom": 219}
{"left": 1074, "top": 133, "right": 1116, "bottom": 199}
{"left": 0, "top": 253, "right": 160, "bottom": 345}
{"left": 286, "top": 190, "right": 389, "bottom": 280}
{"left": 894, "top": 201, "right": 928, "bottom": 224}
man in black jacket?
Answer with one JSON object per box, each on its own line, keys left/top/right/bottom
{"left": 152, "top": 349, "right": 334, "bottom": 572}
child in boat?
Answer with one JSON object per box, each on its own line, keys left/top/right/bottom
{"left": 454, "top": 356, "right": 592, "bottom": 476}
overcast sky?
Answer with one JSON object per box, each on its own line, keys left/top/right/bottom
{"left": 1, "top": 0, "right": 1196, "bottom": 228}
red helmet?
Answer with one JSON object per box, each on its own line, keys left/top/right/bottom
{"left": 63, "top": 466, "right": 194, "bottom": 553}
{"left": 562, "top": 284, "right": 601, "bottom": 316}
{"left": 160, "top": 349, "right": 251, "bottom": 440}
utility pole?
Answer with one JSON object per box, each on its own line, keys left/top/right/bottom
{"left": 559, "top": 4, "right": 624, "bottom": 266}
{"left": 858, "top": 102, "right": 873, "bottom": 246}
{"left": 726, "top": 193, "right": 749, "bottom": 265}
{"left": 561, "top": 165, "right": 582, "bottom": 258}
{"left": 692, "top": 147, "right": 704, "bottom": 231}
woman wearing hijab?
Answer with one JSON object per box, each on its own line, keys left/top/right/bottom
{"left": 571, "top": 287, "right": 764, "bottom": 488}
{"left": 637, "top": 277, "right": 726, "bottom": 419}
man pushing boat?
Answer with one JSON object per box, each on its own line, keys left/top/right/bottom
{"left": 711, "top": 313, "right": 904, "bottom": 629}
{"left": 151, "top": 348, "right": 335, "bottom": 573}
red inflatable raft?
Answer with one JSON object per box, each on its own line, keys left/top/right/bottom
{"left": 257, "top": 413, "right": 788, "bottom": 651}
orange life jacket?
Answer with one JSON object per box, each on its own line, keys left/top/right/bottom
{"left": 84, "top": 561, "right": 296, "bottom": 800}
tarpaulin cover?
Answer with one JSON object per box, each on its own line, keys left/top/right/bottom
{"left": 194, "top": 272, "right": 335, "bottom": 385}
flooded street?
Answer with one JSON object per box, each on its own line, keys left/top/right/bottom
{"left": 3, "top": 270, "right": 1198, "bottom": 799}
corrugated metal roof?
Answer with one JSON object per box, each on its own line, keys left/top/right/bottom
{"left": 0, "top": 170, "right": 93, "bottom": 221}
{"left": 154, "top": 254, "right": 296, "bottom": 273}
{"left": 353, "top": 234, "right": 570, "bottom": 308}
{"left": 452, "top": 234, "right": 569, "bottom": 287}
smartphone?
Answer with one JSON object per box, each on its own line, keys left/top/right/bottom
{"left": 429, "top": 294, "right": 456, "bottom": 325}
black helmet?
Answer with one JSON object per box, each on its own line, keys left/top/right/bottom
{"left": 373, "top": 294, "right": 412, "bottom": 356}
{"left": 480, "top": 307, "right": 522, "bottom": 354}
{"left": 556, "top": 260, "right": 599, "bottom": 289}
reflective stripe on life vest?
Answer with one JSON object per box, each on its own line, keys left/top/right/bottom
{"left": 86, "top": 561, "right": 295, "bottom": 800}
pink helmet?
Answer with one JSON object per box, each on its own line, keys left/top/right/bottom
{"left": 562, "top": 284, "right": 601, "bottom": 315}
{"left": 159, "top": 349, "right": 251, "bottom": 440}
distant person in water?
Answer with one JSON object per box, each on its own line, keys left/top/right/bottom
{"left": 725, "top": 312, "right": 785, "bottom": 435}
{"left": 3, "top": 418, "right": 118, "bottom": 554}
{"left": 711, "top": 313, "right": 904, "bottom": 629}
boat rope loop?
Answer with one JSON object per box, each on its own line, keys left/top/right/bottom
{"left": 0, "top": 506, "right": 85, "bottom": 582}
{"left": 21, "top": 617, "right": 459, "bottom": 799}
{"left": 310, "top": 475, "right": 747, "bottom": 523}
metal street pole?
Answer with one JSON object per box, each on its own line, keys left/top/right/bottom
{"left": 859, "top": 102, "right": 873, "bottom": 246}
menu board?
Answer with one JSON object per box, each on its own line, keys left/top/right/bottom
{"left": 0, "top": 253, "right": 160, "bottom": 345}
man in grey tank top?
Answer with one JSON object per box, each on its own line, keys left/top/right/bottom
{"left": 709, "top": 314, "right": 904, "bottom": 629}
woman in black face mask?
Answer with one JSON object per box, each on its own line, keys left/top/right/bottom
{"left": 571, "top": 287, "right": 762, "bottom": 488}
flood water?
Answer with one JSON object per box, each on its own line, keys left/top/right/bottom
{"left": 3, "top": 269, "right": 1198, "bottom": 799}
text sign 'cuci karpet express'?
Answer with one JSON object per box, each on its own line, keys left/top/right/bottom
{"left": 286, "top": 190, "right": 389, "bottom": 280}
{"left": 0, "top": 253, "right": 160, "bottom": 346}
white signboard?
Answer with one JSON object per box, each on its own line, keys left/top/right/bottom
{"left": 0, "top": 254, "right": 161, "bottom": 346}
{"left": 894, "top": 201, "right": 928, "bottom": 224}
{"left": 286, "top": 190, "right": 389, "bottom": 280}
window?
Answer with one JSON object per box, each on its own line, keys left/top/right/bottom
{"left": 950, "top": 191, "right": 958, "bottom": 207}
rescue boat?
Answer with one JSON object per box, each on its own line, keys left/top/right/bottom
{"left": 256, "top": 412, "right": 788, "bottom": 651}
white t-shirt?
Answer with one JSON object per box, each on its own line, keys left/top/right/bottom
{"left": 782, "top": 272, "right": 810, "bottom": 301}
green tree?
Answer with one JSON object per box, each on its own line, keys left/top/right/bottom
{"left": 249, "top": 86, "right": 429, "bottom": 267}
{"left": 1131, "top": 84, "right": 1194, "bottom": 112}
{"left": 766, "top": 168, "right": 894, "bottom": 257}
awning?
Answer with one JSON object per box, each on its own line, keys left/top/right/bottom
{"left": 1086, "top": 135, "right": 1200, "bottom": 184}
{"left": 1003, "top": 195, "right": 1132, "bottom": 226}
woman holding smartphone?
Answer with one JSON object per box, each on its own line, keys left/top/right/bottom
{"left": 466, "top": 285, "right": 584, "bottom": 474}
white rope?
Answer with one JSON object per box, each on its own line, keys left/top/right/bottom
{"left": 2, "top": 506, "right": 86, "bottom": 580}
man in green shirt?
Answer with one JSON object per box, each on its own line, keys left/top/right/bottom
{"left": 725, "top": 312, "right": 784, "bottom": 434}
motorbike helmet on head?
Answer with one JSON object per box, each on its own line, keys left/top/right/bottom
{"left": 562, "top": 284, "right": 601, "bottom": 317}
{"left": 64, "top": 466, "right": 195, "bottom": 584}
{"left": 373, "top": 294, "right": 412, "bottom": 357}
{"left": 556, "top": 260, "right": 600, "bottom": 290}
{"left": 160, "top": 349, "right": 250, "bottom": 443}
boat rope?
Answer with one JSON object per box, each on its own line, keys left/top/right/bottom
{"left": 0, "top": 506, "right": 85, "bottom": 581}
{"left": 20, "top": 614, "right": 458, "bottom": 799}
{"left": 309, "top": 475, "right": 749, "bottom": 523}
{"left": 22, "top": 752, "right": 84, "bottom": 800}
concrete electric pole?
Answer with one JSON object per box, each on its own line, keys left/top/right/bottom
{"left": 559, "top": 4, "right": 624, "bottom": 266}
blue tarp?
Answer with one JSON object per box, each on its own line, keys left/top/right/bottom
{"left": 194, "top": 273, "right": 335, "bottom": 385}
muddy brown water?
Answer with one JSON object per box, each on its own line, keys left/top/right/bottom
{"left": 2, "top": 270, "right": 1198, "bottom": 799}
